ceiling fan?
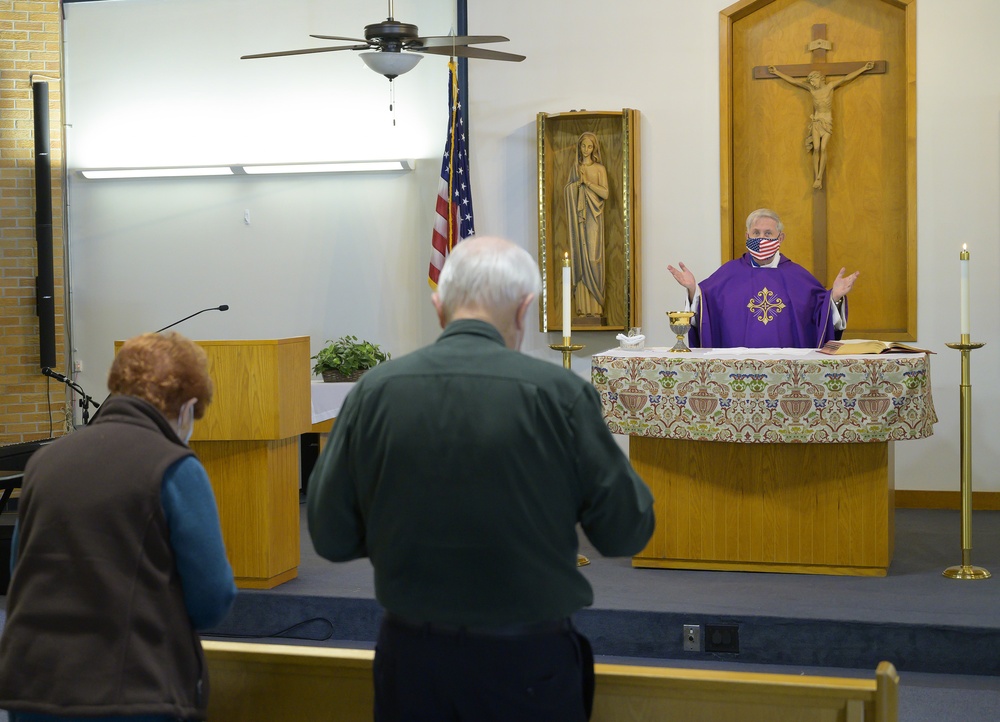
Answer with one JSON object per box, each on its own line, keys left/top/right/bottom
{"left": 241, "top": 0, "right": 525, "bottom": 80}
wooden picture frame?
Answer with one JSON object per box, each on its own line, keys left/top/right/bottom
{"left": 537, "top": 109, "right": 641, "bottom": 333}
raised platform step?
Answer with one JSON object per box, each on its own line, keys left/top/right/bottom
{"left": 206, "top": 507, "right": 1000, "bottom": 678}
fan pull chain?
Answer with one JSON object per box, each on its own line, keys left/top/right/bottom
{"left": 389, "top": 79, "right": 396, "bottom": 126}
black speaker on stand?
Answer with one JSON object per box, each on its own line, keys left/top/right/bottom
{"left": 33, "top": 80, "right": 56, "bottom": 371}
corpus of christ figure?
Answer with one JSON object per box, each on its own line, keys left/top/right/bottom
{"left": 767, "top": 61, "right": 875, "bottom": 190}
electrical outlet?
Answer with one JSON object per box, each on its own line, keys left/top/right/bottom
{"left": 73, "top": 359, "right": 83, "bottom": 373}
{"left": 704, "top": 624, "right": 740, "bottom": 653}
{"left": 683, "top": 624, "right": 701, "bottom": 652}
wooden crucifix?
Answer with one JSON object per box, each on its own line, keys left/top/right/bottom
{"left": 754, "top": 24, "right": 885, "bottom": 284}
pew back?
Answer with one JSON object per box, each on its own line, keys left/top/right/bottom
{"left": 202, "top": 641, "right": 898, "bottom": 722}
{"left": 593, "top": 660, "right": 898, "bottom": 722}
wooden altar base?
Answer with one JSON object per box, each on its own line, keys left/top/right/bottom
{"left": 629, "top": 437, "right": 894, "bottom": 576}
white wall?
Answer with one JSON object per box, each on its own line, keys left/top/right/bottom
{"left": 63, "top": 0, "right": 1000, "bottom": 492}
{"left": 63, "top": 0, "right": 454, "bottom": 391}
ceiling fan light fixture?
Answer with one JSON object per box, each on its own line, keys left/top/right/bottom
{"left": 360, "top": 50, "right": 421, "bottom": 80}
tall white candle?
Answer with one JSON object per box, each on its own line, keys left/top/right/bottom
{"left": 960, "top": 244, "right": 970, "bottom": 336}
{"left": 562, "top": 253, "right": 571, "bottom": 335}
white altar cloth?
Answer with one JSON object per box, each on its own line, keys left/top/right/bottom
{"left": 311, "top": 381, "right": 355, "bottom": 424}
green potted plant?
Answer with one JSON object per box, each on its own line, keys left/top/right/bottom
{"left": 312, "top": 335, "right": 390, "bottom": 382}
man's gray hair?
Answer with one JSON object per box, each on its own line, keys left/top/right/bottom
{"left": 745, "top": 208, "right": 784, "bottom": 234}
{"left": 437, "top": 236, "right": 542, "bottom": 318}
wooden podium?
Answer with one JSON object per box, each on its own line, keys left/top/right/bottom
{"left": 191, "top": 338, "right": 310, "bottom": 589}
{"left": 119, "top": 336, "right": 311, "bottom": 589}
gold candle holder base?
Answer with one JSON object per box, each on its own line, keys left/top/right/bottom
{"left": 549, "top": 337, "right": 585, "bottom": 370}
{"left": 943, "top": 564, "right": 991, "bottom": 580}
{"left": 550, "top": 336, "right": 587, "bottom": 567}
{"left": 942, "top": 337, "right": 990, "bottom": 580}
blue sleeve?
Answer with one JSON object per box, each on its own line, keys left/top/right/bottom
{"left": 161, "top": 456, "right": 237, "bottom": 629}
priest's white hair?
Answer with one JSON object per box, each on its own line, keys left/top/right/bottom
{"left": 746, "top": 208, "right": 784, "bottom": 234}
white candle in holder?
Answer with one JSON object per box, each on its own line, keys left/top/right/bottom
{"left": 562, "top": 253, "right": 571, "bottom": 335}
{"left": 960, "top": 244, "right": 970, "bottom": 336}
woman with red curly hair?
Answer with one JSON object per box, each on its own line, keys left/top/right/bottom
{"left": 0, "top": 332, "right": 236, "bottom": 722}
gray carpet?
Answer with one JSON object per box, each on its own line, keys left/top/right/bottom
{"left": 199, "top": 504, "right": 1000, "bottom": 721}
{"left": 212, "top": 506, "right": 1000, "bottom": 650}
{"left": 247, "top": 506, "right": 1000, "bottom": 627}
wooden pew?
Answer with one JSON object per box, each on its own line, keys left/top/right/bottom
{"left": 592, "top": 660, "right": 898, "bottom": 722}
{"left": 202, "top": 640, "right": 898, "bottom": 722}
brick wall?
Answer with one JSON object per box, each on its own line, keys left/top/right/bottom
{"left": 1, "top": 1, "right": 67, "bottom": 444}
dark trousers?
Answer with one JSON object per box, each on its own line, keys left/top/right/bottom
{"left": 374, "top": 615, "right": 595, "bottom": 722}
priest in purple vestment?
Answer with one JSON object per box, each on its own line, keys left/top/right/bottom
{"left": 667, "top": 209, "right": 859, "bottom": 348}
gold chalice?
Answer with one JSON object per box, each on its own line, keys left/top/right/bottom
{"left": 667, "top": 311, "right": 696, "bottom": 352}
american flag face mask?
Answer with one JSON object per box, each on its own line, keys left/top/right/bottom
{"left": 745, "top": 236, "right": 781, "bottom": 262}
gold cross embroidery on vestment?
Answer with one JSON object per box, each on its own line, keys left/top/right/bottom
{"left": 747, "top": 287, "right": 786, "bottom": 325}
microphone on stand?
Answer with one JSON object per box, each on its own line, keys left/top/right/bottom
{"left": 155, "top": 304, "right": 229, "bottom": 334}
{"left": 72, "top": 305, "right": 230, "bottom": 426}
{"left": 42, "top": 366, "right": 101, "bottom": 423}
{"left": 41, "top": 366, "right": 67, "bottom": 383}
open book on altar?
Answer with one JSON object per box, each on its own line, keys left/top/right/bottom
{"left": 819, "top": 340, "right": 933, "bottom": 355}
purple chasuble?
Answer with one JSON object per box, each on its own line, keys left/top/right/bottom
{"left": 690, "top": 253, "right": 843, "bottom": 349}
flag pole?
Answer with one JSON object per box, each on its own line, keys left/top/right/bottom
{"left": 427, "top": 11, "right": 476, "bottom": 289}
{"left": 457, "top": 0, "right": 469, "bottom": 135}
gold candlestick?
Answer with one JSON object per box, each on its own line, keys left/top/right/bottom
{"left": 549, "top": 335, "right": 585, "bottom": 369}
{"left": 549, "top": 335, "right": 587, "bottom": 566}
{"left": 942, "top": 337, "right": 990, "bottom": 580}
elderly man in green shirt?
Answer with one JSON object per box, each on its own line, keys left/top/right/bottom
{"left": 308, "top": 235, "right": 655, "bottom": 722}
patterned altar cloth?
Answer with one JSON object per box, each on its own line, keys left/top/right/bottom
{"left": 592, "top": 347, "right": 937, "bottom": 443}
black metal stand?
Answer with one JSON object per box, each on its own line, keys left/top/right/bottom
{"left": 42, "top": 367, "right": 101, "bottom": 425}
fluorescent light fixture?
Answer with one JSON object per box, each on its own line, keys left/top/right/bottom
{"left": 78, "top": 160, "right": 414, "bottom": 179}
{"left": 242, "top": 160, "right": 414, "bottom": 175}
{"left": 79, "top": 167, "right": 234, "bottom": 179}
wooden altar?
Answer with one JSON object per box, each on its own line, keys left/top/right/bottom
{"left": 592, "top": 347, "right": 936, "bottom": 576}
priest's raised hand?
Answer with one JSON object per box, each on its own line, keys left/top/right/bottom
{"left": 831, "top": 266, "right": 860, "bottom": 303}
{"left": 666, "top": 261, "right": 697, "bottom": 302}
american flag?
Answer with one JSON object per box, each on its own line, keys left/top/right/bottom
{"left": 428, "top": 59, "right": 475, "bottom": 288}
{"left": 746, "top": 236, "right": 781, "bottom": 262}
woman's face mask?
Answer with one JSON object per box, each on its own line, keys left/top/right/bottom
{"left": 176, "top": 398, "right": 197, "bottom": 444}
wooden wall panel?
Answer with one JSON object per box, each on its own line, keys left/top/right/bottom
{"left": 722, "top": 0, "right": 915, "bottom": 340}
